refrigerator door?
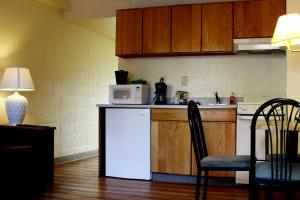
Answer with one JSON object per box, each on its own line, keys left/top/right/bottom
{"left": 105, "top": 108, "right": 151, "bottom": 180}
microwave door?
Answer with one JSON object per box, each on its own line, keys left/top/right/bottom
{"left": 114, "top": 89, "right": 130, "bottom": 99}
{"left": 112, "top": 88, "right": 133, "bottom": 104}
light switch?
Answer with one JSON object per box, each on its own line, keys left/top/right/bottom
{"left": 181, "top": 76, "right": 188, "bottom": 86}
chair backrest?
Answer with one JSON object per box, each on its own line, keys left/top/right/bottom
{"left": 188, "top": 100, "right": 208, "bottom": 169}
{"left": 250, "top": 98, "right": 300, "bottom": 181}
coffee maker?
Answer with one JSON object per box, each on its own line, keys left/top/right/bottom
{"left": 154, "top": 78, "right": 167, "bottom": 105}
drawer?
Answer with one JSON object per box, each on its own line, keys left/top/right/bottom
{"left": 151, "top": 108, "right": 236, "bottom": 122}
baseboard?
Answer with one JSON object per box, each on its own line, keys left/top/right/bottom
{"left": 152, "top": 173, "right": 236, "bottom": 186}
{"left": 54, "top": 150, "right": 98, "bottom": 165}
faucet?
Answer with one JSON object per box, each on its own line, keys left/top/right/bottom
{"left": 214, "top": 92, "right": 221, "bottom": 104}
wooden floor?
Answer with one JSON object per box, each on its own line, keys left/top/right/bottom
{"left": 37, "top": 156, "right": 296, "bottom": 200}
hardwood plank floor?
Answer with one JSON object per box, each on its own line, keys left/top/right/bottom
{"left": 37, "top": 156, "right": 297, "bottom": 200}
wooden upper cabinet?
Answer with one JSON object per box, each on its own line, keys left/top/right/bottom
{"left": 116, "top": 1, "right": 284, "bottom": 57}
{"left": 234, "top": 0, "right": 286, "bottom": 38}
{"left": 171, "top": 4, "right": 202, "bottom": 53}
{"left": 116, "top": 9, "right": 142, "bottom": 56}
{"left": 202, "top": 2, "right": 233, "bottom": 52}
{"left": 143, "top": 7, "right": 171, "bottom": 54}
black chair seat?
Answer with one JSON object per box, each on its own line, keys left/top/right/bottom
{"left": 256, "top": 162, "right": 300, "bottom": 182}
{"left": 201, "top": 155, "right": 251, "bottom": 170}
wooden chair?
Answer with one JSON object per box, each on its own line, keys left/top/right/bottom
{"left": 249, "top": 98, "right": 300, "bottom": 200}
{"left": 187, "top": 100, "right": 251, "bottom": 200}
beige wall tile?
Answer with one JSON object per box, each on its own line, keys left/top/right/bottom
{"left": 61, "top": 95, "right": 76, "bottom": 110}
{"left": 88, "top": 109, "right": 98, "bottom": 121}
{"left": 61, "top": 110, "right": 76, "bottom": 123}
{"left": 61, "top": 135, "right": 75, "bottom": 156}
{"left": 75, "top": 96, "right": 88, "bottom": 109}
{"left": 75, "top": 84, "right": 89, "bottom": 96}
{"left": 61, "top": 122, "right": 75, "bottom": 137}
{"left": 75, "top": 121, "right": 88, "bottom": 133}
{"left": 0, "top": 0, "right": 117, "bottom": 157}
{"left": 75, "top": 110, "right": 88, "bottom": 122}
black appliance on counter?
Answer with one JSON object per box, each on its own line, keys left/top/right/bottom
{"left": 153, "top": 78, "right": 167, "bottom": 105}
{"left": 115, "top": 70, "right": 128, "bottom": 84}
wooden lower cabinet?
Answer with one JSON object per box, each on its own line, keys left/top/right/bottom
{"left": 151, "top": 120, "right": 191, "bottom": 175}
{"left": 151, "top": 108, "right": 236, "bottom": 178}
{"left": 191, "top": 122, "right": 236, "bottom": 177}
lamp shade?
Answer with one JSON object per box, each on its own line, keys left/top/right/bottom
{"left": 272, "top": 13, "right": 300, "bottom": 48}
{"left": 0, "top": 67, "right": 35, "bottom": 91}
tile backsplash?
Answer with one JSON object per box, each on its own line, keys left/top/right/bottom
{"left": 119, "top": 54, "right": 286, "bottom": 102}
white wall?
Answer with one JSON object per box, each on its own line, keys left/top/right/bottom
{"left": 0, "top": 0, "right": 117, "bottom": 157}
{"left": 119, "top": 54, "right": 286, "bottom": 101}
{"left": 286, "top": 0, "right": 300, "bottom": 101}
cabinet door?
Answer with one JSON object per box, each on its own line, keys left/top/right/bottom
{"left": 151, "top": 120, "right": 191, "bottom": 175}
{"left": 202, "top": 2, "right": 233, "bottom": 52}
{"left": 143, "top": 7, "right": 171, "bottom": 54}
{"left": 171, "top": 4, "right": 202, "bottom": 53}
{"left": 116, "top": 9, "right": 142, "bottom": 56}
{"left": 234, "top": 0, "right": 286, "bottom": 38}
{"left": 191, "top": 122, "right": 236, "bottom": 177}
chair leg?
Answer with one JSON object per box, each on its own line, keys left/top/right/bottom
{"left": 203, "top": 171, "right": 208, "bottom": 200}
{"left": 286, "top": 185, "right": 296, "bottom": 200}
{"left": 249, "top": 182, "right": 259, "bottom": 200}
{"left": 264, "top": 184, "right": 272, "bottom": 200}
{"left": 195, "top": 169, "right": 201, "bottom": 200}
{"left": 249, "top": 170, "right": 258, "bottom": 200}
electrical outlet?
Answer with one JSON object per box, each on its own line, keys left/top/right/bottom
{"left": 181, "top": 76, "right": 188, "bottom": 86}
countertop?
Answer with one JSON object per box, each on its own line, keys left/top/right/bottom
{"left": 96, "top": 104, "right": 237, "bottom": 109}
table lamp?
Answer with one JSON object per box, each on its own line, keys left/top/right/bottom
{"left": 0, "top": 67, "right": 35, "bottom": 125}
{"left": 272, "top": 13, "right": 300, "bottom": 52}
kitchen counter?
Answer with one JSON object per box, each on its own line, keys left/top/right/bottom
{"left": 97, "top": 103, "right": 237, "bottom": 180}
{"left": 97, "top": 104, "right": 237, "bottom": 180}
{"left": 96, "top": 104, "right": 237, "bottom": 109}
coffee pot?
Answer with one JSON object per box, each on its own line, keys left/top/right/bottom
{"left": 154, "top": 78, "right": 167, "bottom": 105}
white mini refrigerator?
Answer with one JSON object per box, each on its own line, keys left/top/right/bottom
{"left": 105, "top": 108, "right": 151, "bottom": 180}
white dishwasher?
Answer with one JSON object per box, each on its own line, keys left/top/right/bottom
{"left": 105, "top": 108, "right": 151, "bottom": 180}
{"left": 236, "top": 102, "right": 266, "bottom": 184}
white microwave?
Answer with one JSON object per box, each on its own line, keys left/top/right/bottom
{"left": 109, "top": 84, "right": 149, "bottom": 104}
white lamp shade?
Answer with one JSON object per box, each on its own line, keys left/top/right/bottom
{"left": 272, "top": 13, "right": 300, "bottom": 47}
{"left": 0, "top": 67, "right": 35, "bottom": 91}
